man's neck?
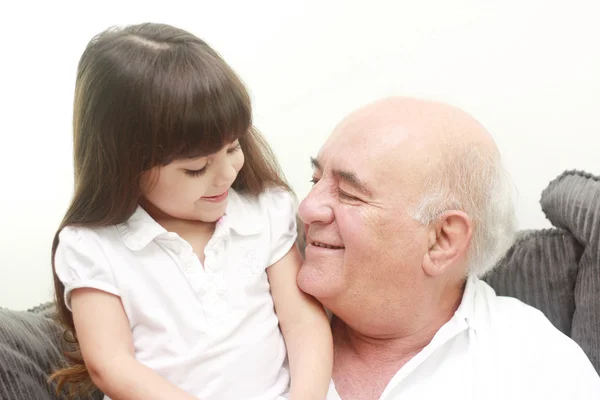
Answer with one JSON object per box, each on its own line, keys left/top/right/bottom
{"left": 334, "top": 317, "right": 439, "bottom": 365}
{"left": 336, "top": 280, "right": 464, "bottom": 359}
{"left": 331, "top": 281, "right": 465, "bottom": 400}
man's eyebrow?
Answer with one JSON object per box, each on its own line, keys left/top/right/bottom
{"left": 310, "top": 157, "right": 373, "bottom": 197}
{"left": 333, "top": 168, "right": 373, "bottom": 197}
{"left": 310, "top": 157, "right": 321, "bottom": 170}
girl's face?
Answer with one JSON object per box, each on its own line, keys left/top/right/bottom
{"left": 140, "top": 140, "right": 244, "bottom": 223}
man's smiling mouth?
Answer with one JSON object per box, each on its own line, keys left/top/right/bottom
{"left": 311, "top": 241, "right": 344, "bottom": 250}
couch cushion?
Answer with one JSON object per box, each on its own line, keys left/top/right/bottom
{"left": 484, "top": 229, "right": 582, "bottom": 336}
{"left": 0, "top": 307, "right": 65, "bottom": 400}
{"left": 540, "top": 169, "right": 600, "bottom": 374}
{"left": 0, "top": 305, "right": 103, "bottom": 400}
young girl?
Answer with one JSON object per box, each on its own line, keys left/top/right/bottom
{"left": 50, "top": 23, "right": 332, "bottom": 400}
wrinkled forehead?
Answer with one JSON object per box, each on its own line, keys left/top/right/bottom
{"left": 315, "top": 122, "right": 426, "bottom": 199}
{"left": 317, "top": 128, "right": 369, "bottom": 165}
{"left": 327, "top": 113, "right": 426, "bottom": 159}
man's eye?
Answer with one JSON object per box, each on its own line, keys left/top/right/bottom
{"left": 185, "top": 167, "right": 206, "bottom": 177}
{"left": 310, "top": 177, "right": 320, "bottom": 185}
{"left": 339, "top": 191, "right": 359, "bottom": 201}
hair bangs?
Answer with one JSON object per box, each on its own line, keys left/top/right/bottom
{"left": 150, "top": 43, "right": 252, "bottom": 165}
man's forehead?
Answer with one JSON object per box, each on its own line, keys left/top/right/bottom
{"left": 318, "top": 121, "right": 413, "bottom": 164}
{"left": 315, "top": 133, "right": 365, "bottom": 170}
{"left": 314, "top": 134, "right": 383, "bottom": 192}
{"left": 314, "top": 121, "right": 428, "bottom": 201}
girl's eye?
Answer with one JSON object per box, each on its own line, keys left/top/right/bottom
{"left": 185, "top": 167, "right": 206, "bottom": 177}
{"left": 310, "top": 177, "right": 319, "bottom": 185}
{"left": 227, "top": 143, "right": 242, "bottom": 153}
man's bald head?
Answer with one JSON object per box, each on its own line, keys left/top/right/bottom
{"left": 331, "top": 97, "right": 498, "bottom": 177}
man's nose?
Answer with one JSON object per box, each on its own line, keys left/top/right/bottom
{"left": 298, "top": 180, "right": 334, "bottom": 226}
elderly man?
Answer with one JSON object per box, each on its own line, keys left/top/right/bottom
{"left": 297, "top": 97, "right": 600, "bottom": 399}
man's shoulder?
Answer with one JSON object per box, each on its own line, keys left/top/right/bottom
{"left": 474, "top": 279, "right": 597, "bottom": 380}
{"left": 484, "top": 288, "right": 555, "bottom": 332}
{"left": 475, "top": 279, "right": 573, "bottom": 345}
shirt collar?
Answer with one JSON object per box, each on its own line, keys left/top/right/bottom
{"left": 117, "top": 207, "right": 166, "bottom": 251}
{"left": 117, "top": 189, "right": 263, "bottom": 251}
{"left": 453, "top": 273, "right": 481, "bottom": 331}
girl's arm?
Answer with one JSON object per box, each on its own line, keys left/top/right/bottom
{"left": 267, "top": 245, "right": 333, "bottom": 400}
{"left": 71, "top": 288, "right": 198, "bottom": 400}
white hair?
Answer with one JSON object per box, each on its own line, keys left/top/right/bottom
{"left": 409, "top": 144, "right": 517, "bottom": 277}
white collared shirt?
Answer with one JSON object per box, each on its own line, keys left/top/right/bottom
{"left": 327, "top": 276, "right": 600, "bottom": 400}
{"left": 55, "top": 188, "right": 297, "bottom": 400}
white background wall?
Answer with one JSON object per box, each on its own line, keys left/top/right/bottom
{"left": 1, "top": 0, "right": 598, "bottom": 310}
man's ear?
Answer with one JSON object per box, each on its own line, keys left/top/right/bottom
{"left": 422, "top": 211, "right": 473, "bottom": 277}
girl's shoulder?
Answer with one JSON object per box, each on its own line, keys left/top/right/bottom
{"left": 230, "top": 187, "right": 296, "bottom": 217}
{"left": 58, "top": 224, "right": 123, "bottom": 251}
{"left": 227, "top": 188, "right": 297, "bottom": 242}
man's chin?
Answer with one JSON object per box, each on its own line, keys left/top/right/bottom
{"left": 296, "top": 263, "right": 340, "bottom": 301}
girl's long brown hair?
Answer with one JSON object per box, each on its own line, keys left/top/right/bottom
{"left": 50, "top": 22, "right": 290, "bottom": 397}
